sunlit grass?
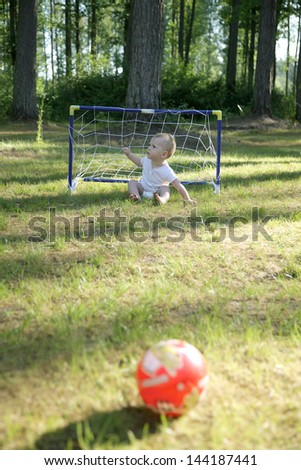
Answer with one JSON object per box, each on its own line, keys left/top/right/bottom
{"left": 0, "top": 122, "right": 301, "bottom": 449}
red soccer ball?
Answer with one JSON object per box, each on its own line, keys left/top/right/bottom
{"left": 136, "top": 339, "right": 208, "bottom": 416}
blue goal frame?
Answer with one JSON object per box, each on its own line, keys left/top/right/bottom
{"left": 68, "top": 106, "right": 222, "bottom": 194}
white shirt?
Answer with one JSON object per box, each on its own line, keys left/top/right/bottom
{"left": 140, "top": 157, "right": 177, "bottom": 192}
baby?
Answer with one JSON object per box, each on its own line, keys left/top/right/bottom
{"left": 123, "top": 133, "right": 196, "bottom": 205}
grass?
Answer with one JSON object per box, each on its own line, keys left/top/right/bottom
{"left": 0, "top": 120, "right": 301, "bottom": 450}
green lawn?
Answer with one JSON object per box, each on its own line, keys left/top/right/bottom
{"left": 0, "top": 121, "right": 301, "bottom": 450}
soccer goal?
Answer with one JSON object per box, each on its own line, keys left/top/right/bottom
{"left": 68, "top": 106, "right": 222, "bottom": 194}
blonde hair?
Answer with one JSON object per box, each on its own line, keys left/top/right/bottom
{"left": 153, "top": 133, "right": 176, "bottom": 158}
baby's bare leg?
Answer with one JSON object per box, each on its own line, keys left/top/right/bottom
{"left": 154, "top": 186, "right": 170, "bottom": 205}
{"left": 128, "top": 180, "right": 144, "bottom": 201}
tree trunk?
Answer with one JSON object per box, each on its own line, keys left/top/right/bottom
{"left": 185, "top": 0, "right": 196, "bottom": 65}
{"left": 90, "top": 0, "right": 97, "bottom": 56}
{"left": 252, "top": 0, "right": 277, "bottom": 117}
{"left": 248, "top": 7, "right": 257, "bottom": 89}
{"left": 123, "top": 0, "right": 131, "bottom": 75}
{"left": 125, "top": 0, "right": 163, "bottom": 109}
{"left": 296, "top": 23, "right": 301, "bottom": 121}
{"left": 285, "top": 0, "right": 291, "bottom": 96}
{"left": 178, "top": 0, "right": 185, "bottom": 60}
{"left": 75, "top": 0, "right": 80, "bottom": 55}
{"left": 50, "top": 0, "right": 55, "bottom": 85}
{"left": 226, "top": 0, "right": 240, "bottom": 91}
{"left": 242, "top": 11, "right": 249, "bottom": 87}
{"left": 65, "top": 0, "right": 72, "bottom": 76}
{"left": 12, "top": 0, "right": 38, "bottom": 121}
{"left": 293, "top": 13, "right": 301, "bottom": 95}
{"left": 75, "top": 0, "right": 81, "bottom": 75}
{"left": 171, "top": 0, "right": 177, "bottom": 59}
{"left": 9, "top": 0, "right": 17, "bottom": 67}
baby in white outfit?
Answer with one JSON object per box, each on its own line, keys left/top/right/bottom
{"left": 123, "top": 133, "right": 196, "bottom": 205}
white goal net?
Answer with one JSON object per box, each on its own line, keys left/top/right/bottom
{"left": 68, "top": 106, "right": 222, "bottom": 193}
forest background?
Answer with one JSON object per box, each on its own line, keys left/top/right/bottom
{"left": 1, "top": 0, "right": 301, "bottom": 123}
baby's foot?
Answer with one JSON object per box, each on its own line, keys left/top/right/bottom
{"left": 154, "top": 192, "right": 166, "bottom": 205}
{"left": 129, "top": 193, "right": 140, "bottom": 202}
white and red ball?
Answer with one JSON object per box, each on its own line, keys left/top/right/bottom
{"left": 136, "top": 339, "right": 208, "bottom": 416}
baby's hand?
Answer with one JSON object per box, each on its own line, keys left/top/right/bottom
{"left": 184, "top": 198, "right": 197, "bottom": 206}
{"left": 123, "top": 147, "right": 131, "bottom": 157}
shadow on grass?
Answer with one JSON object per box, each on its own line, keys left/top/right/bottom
{"left": 222, "top": 169, "right": 301, "bottom": 187}
{"left": 0, "top": 189, "right": 127, "bottom": 212}
{"left": 35, "top": 407, "right": 163, "bottom": 450}
{"left": 222, "top": 147, "right": 301, "bottom": 158}
{"left": 221, "top": 157, "right": 301, "bottom": 168}
{"left": 0, "top": 173, "right": 68, "bottom": 186}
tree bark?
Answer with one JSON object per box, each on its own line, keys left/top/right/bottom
{"left": 9, "top": 0, "right": 17, "bottom": 67}
{"left": 171, "top": 0, "right": 177, "bottom": 59}
{"left": 285, "top": 0, "right": 291, "bottom": 96}
{"left": 65, "top": 0, "right": 72, "bottom": 76}
{"left": 296, "top": 22, "right": 301, "bottom": 121}
{"left": 12, "top": 0, "right": 38, "bottom": 121}
{"left": 50, "top": 0, "right": 55, "bottom": 85}
{"left": 178, "top": 0, "right": 185, "bottom": 60}
{"left": 226, "top": 0, "right": 240, "bottom": 91}
{"left": 293, "top": 13, "right": 301, "bottom": 95}
{"left": 123, "top": 0, "right": 131, "bottom": 75}
{"left": 185, "top": 0, "right": 196, "bottom": 65}
{"left": 252, "top": 0, "right": 277, "bottom": 117}
{"left": 90, "top": 0, "right": 97, "bottom": 56}
{"left": 248, "top": 7, "right": 257, "bottom": 89}
{"left": 125, "top": 0, "right": 163, "bottom": 109}
{"left": 75, "top": 0, "right": 80, "bottom": 54}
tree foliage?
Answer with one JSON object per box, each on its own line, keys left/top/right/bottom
{"left": 0, "top": 0, "right": 301, "bottom": 120}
